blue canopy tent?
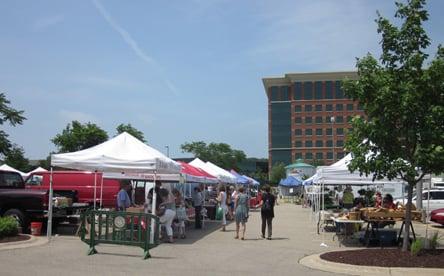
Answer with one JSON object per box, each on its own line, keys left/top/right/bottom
{"left": 242, "top": 175, "right": 260, "bottom": 186}
{"left": 279, "top": 175, "right": 303, "bottom": 196}
{"left": 230, "top": 169, "right": 250, "bottom": 185}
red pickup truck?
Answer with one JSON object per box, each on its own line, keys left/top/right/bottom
{"left": 1, "top": 169, "right": 80, "bottom": 231}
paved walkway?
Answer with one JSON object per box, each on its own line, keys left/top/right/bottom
{"left": 0, "top": 204, "right": 443, "bottom": 275}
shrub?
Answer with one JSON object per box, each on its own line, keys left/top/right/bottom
{"left": 410, "top": 238, "right": 424, "bottom": 256}
{"left": 429, "top": 231, "right": 442, "bottom": 250}
{"left": 0, "top": 216, "right": 19, "bottom": 238}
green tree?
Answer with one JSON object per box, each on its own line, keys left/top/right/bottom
{"left": 116, "top": 123, "right": 146, "bottom": 143}
{"left": 52, "top": 120, "right": 109, "bottom": 153}
{"left": 342, "top": 0, "right": 444, "bottom": 251}
{"left": 181, "top": 141, "right": 246, "bottom": 169}
{"left": 269, "top": 163, "right": 286, "bottom": 185}
{"left": 4, "top": 145, "right": 30, "bottom": 172}
{"left": 0, "top": 93, "right": 26, "bottom": 157}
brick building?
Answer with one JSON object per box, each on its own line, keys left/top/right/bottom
{"left": 263, "top": 71, "right": 365, "bottom": 170}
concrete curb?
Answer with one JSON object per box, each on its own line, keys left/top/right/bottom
{"left": 0, "top": 235, "right": 48, "bottom": 251}
{"left": 299, "top": 252, "right": 444, "bottom": 276}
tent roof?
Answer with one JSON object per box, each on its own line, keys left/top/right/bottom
{"left": 230, "top": 169, "right": 250, "bottom": 185}
{"left": 51, "top": 132, "right": 181, "bottom": 174}
{"left": 0, "top": 164, "right": 27, "bottom": 178}
{"left": 189, "top": 158, "right": 236, "bottom": 183}
{"left": 285, "top": 159, "right": 314, "bottom": 169}
{"left": 279, "top": 175, "right": 303, "bottom": 186}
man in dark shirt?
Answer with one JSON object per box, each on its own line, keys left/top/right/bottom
{"left": 192, "top": 187, "right": 203, "bottom": 229}
{"left": 147, "top": 180, "right": 163, "bottom": 213}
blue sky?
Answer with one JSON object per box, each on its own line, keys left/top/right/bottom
{"left": 1, "top": 0, "right": 443, "bottom": 160}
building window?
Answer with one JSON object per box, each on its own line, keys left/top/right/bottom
{"left": 305, "top": 117, "right": 312, "bottom": 124}
{"left": 315, "top": 116, "right": 323, "bottom": 124}
{"left": 295, "top": 105, "right": 302, "bottom": 112}
{"left": 295, "top": 153, "right": 302, "bottom": 159}
{"left": 347, "top": 103, "right": 354, "bottom": 111}
{"left": 335, "top": 81, "right": 344, "bottom": 99}
{"left": 305, "top": 152, "right": 313, "bottom": 160}
{"left": 315, "top": 140, "right": 323, "bottom": 147}
{"left": 315, "top": 104, "right": 322, "bottom": 112}
{"left": 304, "top": 105, "right": 312, "bottom": 112}
{"left": 326, "top": 128, "right": 332, "bottom": 136}
{"left": 315, "top": 81, "right": 323, "bottom": 99}
{"left": 337, "top": 128, "right": 344, "bottom": 135}
{"left": 326, "top": 104, "right": 333, "bottom": 111}
{"left": 294, "top": 141, "right": 302, "bottom": 148}
{"left": 336, "top": 116, "right": 344, "bottom": 123}
{"left": 336, "top": 140, "right": 344, "bottom": 147}
{"left": 327, "top": 152, "right": 333, "bottom": 160}
{"left": 281, "top": 86, "right": 290, "bottom": 100}
{"left": 294, "top": 82, "right": 302, "bottom": 100}
{"left": 305, "top": 129, "right": 313, "bottom": 136}
{"left": 337, "top": 152, "right": 345, "bottom": 159}
{"left": 295, "top": 117, "right": 302, "bottom": 124}
{"left": 336, "top": 104, "right": 343, "bottom": 111}
{"left": 305, "top": 141, "right": 313, "bottom": 147}
{"left": 295, "top": 129, "right": 302, "bottom": 136}
{"left": 316, "top": 152, "right": 324, "bottom": 160}
{"left": 326, "top": 140, "right": 333, "bottom": 147}
{"left": 325, "top": 81, "right": 333, "bottom": 99}
{"left": 304, "top": 82, "right": 313, "bottom": 100}
{"left": 315, "top": 128, "right": 323, "bottom": 136}
{"left": 270, "top": 86, "right": 279, "bottom": 101}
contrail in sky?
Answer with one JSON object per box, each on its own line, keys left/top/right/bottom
{"left": 92, "top": 0, "right": 179, "bottom": 95}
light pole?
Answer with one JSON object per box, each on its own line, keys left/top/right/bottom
{"left": 330, "top": 116, "right": 335, "bottom": 163}
{"left": 165, "top": 146, "right": 170, "bottom": 157}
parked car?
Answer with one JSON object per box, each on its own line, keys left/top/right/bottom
{"left": 395, "top": 189, "right": 444, "bottom": 213}
{"left": 430, "top": 208, "right": 444, "bottom": 225}
{"left": 26, "top": 171, "right": 121, "bottom": 208}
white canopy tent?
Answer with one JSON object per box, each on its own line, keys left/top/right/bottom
{"left": 0, "top": 164, "right": 28, "bottom": 179}
{"left": 27, "top": 166, "right": 48, "bottom": 174}
{"left": 50, "top": 132, "right": 181, "bottom": 241}
{"left": 189, "top": 158, "right": 236, "bottom": 184}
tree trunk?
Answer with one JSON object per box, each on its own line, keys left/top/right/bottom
{"left": 402, "top": 183, "right": 414, "bottom": 251}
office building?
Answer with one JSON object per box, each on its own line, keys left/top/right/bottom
{"left": 263, "top": 71, "right": 364, "bottom": 170}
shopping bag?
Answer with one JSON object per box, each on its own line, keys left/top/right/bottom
{"left": 215, "top": 206, "right": 223, "bottom": 220}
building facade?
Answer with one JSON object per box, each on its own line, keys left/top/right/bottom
{"left": 263, "top": 71, "right": 364, "bottom": 170}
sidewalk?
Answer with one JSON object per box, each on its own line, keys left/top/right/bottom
{"left": 0, "top": 204, "right": 441, "bottom": 275}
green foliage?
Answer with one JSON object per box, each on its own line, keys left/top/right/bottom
{"left": 0, "top": 93, "right": 26, "bottom": 157}
{"left": 3, "top": 145, "right": 30, "bottom": 172}
{"left": 342, "top": 0, "right": 444, "bottom": 251}
{"left": 0, "top": 216, "right": 19, "bottom": 238}
{"left": 410, "top": 238, "right": 424, "bottom": 256}
{"left": 181, "top": 141, "right": 246, "bottom": 170}
{"left": 269, "top": 163, "right": 286, "bottom": 185}
{"left": 249, "top": 169, "right": 267, "bottom": 185}
{"left": 37, "top": 155, "right": 51, "bottom": 170}
{"left": 116, "top": 123, "right": 146, "bottom": 143}
{"left": 428, "top": 231, "right": 442, "bottom": 250}
{"left": 52, "top": 120, "right": 109, "bottom": 153}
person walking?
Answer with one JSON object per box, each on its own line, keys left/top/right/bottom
{"left": 234, "top": 186, "right": 249, "bottom": 240}
{"left": 192, "top": 187, "right": 203, "bottom": 229}
{"left": 260, "top": 185, "right": 275, "bottom": 240}
{"left": 217, "top": 184, "right": 228, "bottom": 231}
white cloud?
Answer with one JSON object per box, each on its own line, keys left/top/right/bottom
{"left": 92, "top": 0, "right": 179, "bottom": 95}
{"left": 59, "top": 110, "right": 100, "bottom": 124}
{"left": 33, "top": 15, "right": 64, "bottom": 31}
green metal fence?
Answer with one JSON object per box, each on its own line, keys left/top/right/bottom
{"left": 79, "top": 209, "right": 160, "bottom": 259}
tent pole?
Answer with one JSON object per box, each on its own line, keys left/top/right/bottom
{"left": 93, "top": 171, "right": 97, "bottom": 210}
{"left": 99, "top": 174, "right": 104, "bottom": 208}
{"left": 150, "top": 172, "right": 157, "bottom": 244}
{"left": 47, "top": 166, "right": 54, "bottom": 241}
